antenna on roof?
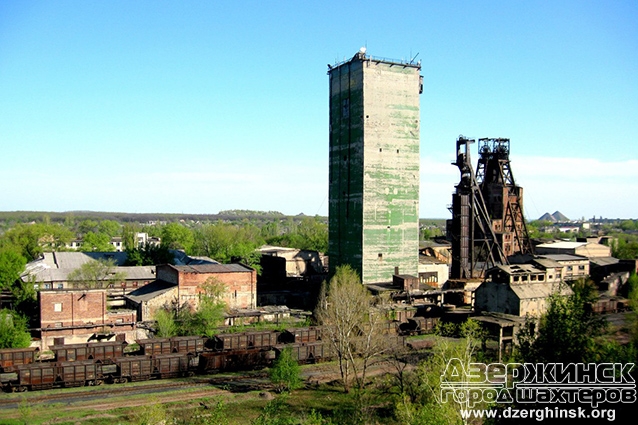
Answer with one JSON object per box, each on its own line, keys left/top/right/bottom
{"left": 410, "top": 52, "right": 420, "bottom": 64}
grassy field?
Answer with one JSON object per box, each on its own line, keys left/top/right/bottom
{"left": 0, "top": 365, "right": 401, "bottom": 425}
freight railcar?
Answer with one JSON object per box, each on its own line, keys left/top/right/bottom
{"left": 275, "top": 341, "right": 334, "bottom": 364}
{"left": 50, "top": 341, "right": 127, "bottom": 362}
{"left": 210, "top": 330, "right": 280, "bottom": 351}
{"left": 198, "top": 349, "right": 275, "bottom": 373}
{"left": 0, "top": 347, "right": 39, "bottom": 372}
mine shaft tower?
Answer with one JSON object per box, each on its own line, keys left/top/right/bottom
{"left": 328, "top": 50, "right": 423, "bottom": 284}
{"left": 448, "top": 136, "right": 533, "bottom": 280}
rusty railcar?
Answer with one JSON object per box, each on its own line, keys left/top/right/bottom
{"left": 56, "top": 361, "right": 101, "bottom": 387}
{"left": 50, "top": 341, "right": 126, "bottom": 362}
{"left": 276, "top": 341, "right": 334, "bottom": 364}
{"left": 0, "top": 347, "right": 39, "bottom": 372}
{"left": 198, "top": 349, "right": 274, "bottom": 373}
{"left": 136, "top": 338, "right": 173, "bottom": 356}
{"left": 152, "top": 354, "right": 192, "bottom": 378}
{"left": 280, "top": 327, "right": 322, "bottom": 344}
{"left": 169, "top": 336, "right": 206, "bottom": 354}
{"left": 111, "top": 355, "right": 153, "bottom": 383}
{"left": 211, "top": 330, "right": 279, "bottom": 351}
{"left": 1, "top": 363, "right": 56, "bottom": 391}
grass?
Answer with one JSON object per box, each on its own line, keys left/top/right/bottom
{"left": 0, "top": 376, "right": 400, "bottom": 425}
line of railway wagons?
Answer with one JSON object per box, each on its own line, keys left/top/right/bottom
{"left": 0, "top": 327, "right": 345, "bottom": 392}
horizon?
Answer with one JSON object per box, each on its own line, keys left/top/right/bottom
{"left": 1, "top": 2, "right": 636, "bottom": 219}
{"left": 0, "top": 209, "right": 634, "bottom": 222}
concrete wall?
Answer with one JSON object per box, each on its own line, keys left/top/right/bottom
{"left": 137, "top": 286, "right": 178, "bottom": 322}
{"left": 475, "top": 281, "right": 520, "bottom": 316}
{"left": 329, "top": 53, "right": 421, "bottom": 284}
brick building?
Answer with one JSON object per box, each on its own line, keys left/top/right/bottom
{"left": 38, "top": 290, "right": 136, "bottom": 350}
{"left": 156, "top": 263, "right": 257, "bottom": 311}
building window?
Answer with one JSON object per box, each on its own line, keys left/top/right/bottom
{"left": 378, "top": 253, "right": 383, "bottom": 262}
{"left": 56, "top": 283, "right": 64, "bottom": 289}
{"left": 578, "top": 265, "right": 585, "bottom": 271}
{"left": 54, "top": 303, "right": 62, "bottom": 312}
{"left": 54, "top": 322, "right": 63, "bottom": 328}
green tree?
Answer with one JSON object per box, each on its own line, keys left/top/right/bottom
{"left": 393, "top": 319, "right": 486, "bottom": 425}
{"left": 296, "top": 216, "right": 328, "bottom": 253}
{"left": 78, "top": 219, "right": 99, "bottom": 235}
{"left": 161, "top": 222, "right": 194, "bottom": 253}
{"left": 0, "top": 245, "right": 27, "bottom": 291}
{"left": 153, "top": 308, "right": 178, "bottom": 338}
{"left": 125, "top": 243, "right": 173, "bottom": 266}
{"left": 80, "top": 231, "right": 115, "bottom": 252}
{"left": 122, "top": 223, "right": 139, "bottom": 251}
{"left": 0, "top": 309, "right": 31, "bottom": 348}
{"left": 179, "top": 278, "right": 227, "bottom": 337}
{"left": 98, "top": 220, "right": 121, "bottom": 237}
{"left": 516, "top": 280, "right": 605, "bottom": 363}
{"left": 193, "top": 221, "right": 263, "bottom": 271}
{"left": 66, "top": 258, "right": 126, "bottom": 289}
{"left": 270, "top": 346, "right": 302, "bottom": 393}
{"left": 1, "top": 223, "right": 73, "bottom": 260}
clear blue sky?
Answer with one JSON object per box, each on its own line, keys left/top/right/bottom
{"left": 1, "top": 1, "right": 636, "bottom": 220}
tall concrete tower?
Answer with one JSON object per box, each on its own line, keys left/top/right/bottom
{"left": 328, "top": 49, "right": 422, "bottom": 284}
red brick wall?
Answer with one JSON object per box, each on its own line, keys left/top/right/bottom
{"left": 177, "top": 269, "right": 256, "bottom": 310}
{"left": 39, "top": 290, "right": 107, "bottom": 329}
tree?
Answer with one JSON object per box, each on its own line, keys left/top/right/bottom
{"left": 296, "top": 216, "right": 328, "bottom": 253}
{"left": 269, "top": 346, "right": 302, "bottom": 393}
{"left": 80, "top": 231, "right": 115, "bottom": 252}
{"left": 316, "top": 265, "right": 388, "bottom": 393}
{"left": 393, "top": 319, "right": 486, "bottom": 425}
{"left": 98, "top": 220, "right": 121, "bottom": 237}
{"left": 1, "top": 223, "right": 73, "bottom": 260}
{"left": 0, "top": 309, "right": 31, "bottom": 349}
{"left": 179, "top": 278, "right": 227, "bottom": 337}
{"left": 125, "top": 243, "right": 173, "bottom": 266}
{"left": 154, "top": 308, "right": 178, "bottom": 338}
{"left": 516, "top": 279, "right": 606, "bottom": 363}
{"left": 0, "top": 245, "right": 27, "bottom": 291}
{"left": 192, "top": 221, "right": 263, "bottom": 271}
{"left": 122, "top": 223, "right": 139, "bottom": 251}
{"left": 66, "top": 258, "right": 126, "bottom": 289}
{"left": 161, "top": 222, "right": 194, "bottom": 253}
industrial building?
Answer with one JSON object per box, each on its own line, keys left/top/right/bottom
{"left": 447, "top": 136, "right": 533, "bottom": 280}
{"left": 328, "top": 49, "right": 423, "bottom": 284}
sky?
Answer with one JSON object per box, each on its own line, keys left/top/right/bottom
{"left": 1, "top": 1, "right": 636, "bottom": 220}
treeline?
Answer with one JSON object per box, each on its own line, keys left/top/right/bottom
{"left": 0, "top": 210, "right": 321, "bottom": 230}
{"left": 0, "top": 214, "right": 328, "bottom": 288}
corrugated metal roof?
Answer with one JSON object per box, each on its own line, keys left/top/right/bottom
{"left": 24, "top": 265, "right": 155, "bottom": 283}
{"left": 590, "top": 257, "right": 619, "bottom": 267}
{"left": 171, "top": 263, "right": 252, "bottom": 273}
{"left": 538, "top": 254, "right": 588, "bottom": 262}
{"left": 536, "top": 241, "right": 586, "bottom": 249}
{"left": 510, "top": 283, "right": 572, "bottom": 300}
{"left": 49, "top": 252, "right": 129, "bottom": 268}
{"left": 125, "top": 280, "right": 177, "bottom": 303}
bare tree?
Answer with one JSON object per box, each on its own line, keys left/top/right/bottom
{"left": 316, "top": 265, "right": 391, "bottom": 392}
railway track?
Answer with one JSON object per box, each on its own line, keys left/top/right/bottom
{"left": 0, "top": 377, "right": 211, "bottom": 410}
